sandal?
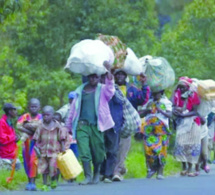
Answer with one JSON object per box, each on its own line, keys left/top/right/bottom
{"left": 204, "top": 165, "right": 210, "bottom": 173}
{"left": 194, "top": 171, "right": 200, "bottom": 176}
{"left": 157, "top": 175, "right": 165, "bottom": 180}
{"left": 147, "top": 170, "right": 156, "bottom": 179}
{"left": 187, "top": 172, "right": 197, "bottom": 177}
{"left": 180, "top": 170, "right": 187, "bottom": 176}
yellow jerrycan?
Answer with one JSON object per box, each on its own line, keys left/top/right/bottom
{"left": 57, "top": 149, "right": 82, "bottom": 180}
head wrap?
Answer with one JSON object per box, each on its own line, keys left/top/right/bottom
{"left": 176, "top": 77, "right": 195, "bottom": 98}
{"left": 178, "top": 77, "right": 193, "bottom": 88}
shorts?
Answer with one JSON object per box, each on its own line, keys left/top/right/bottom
{"left": 39, "top": 156, "right": 57, "bottom": 177}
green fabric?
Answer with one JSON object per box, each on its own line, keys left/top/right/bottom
{"left": 80, "top": 91, "right": 97, "bottom": 125}
{"left": 76, "top": 124, "right": 105, "bottom": 164}
{"left": 73, "top": 82, "right": 102, "bottom": 134}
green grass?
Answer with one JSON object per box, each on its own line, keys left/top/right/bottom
{"left": 124, "top": 138, "right": 181, "bottom": 179}
{"left": 0, "top": 169, "right": 26, "bottom": 191}
{"left": 0, "top": 138, "right": 181, "bottom": 191}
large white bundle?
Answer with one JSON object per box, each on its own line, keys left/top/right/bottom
{"left": 123, "top": 48, "right": 142, "bottom": 76}
{"left": 64, "top": 39, "right": 114, "bottom": 76}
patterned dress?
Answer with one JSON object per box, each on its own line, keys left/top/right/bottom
{"left": 173, "top": 89, "right": 202, "bottom": 163}
{"left": 17, "top": 113, "right": 42, "bottom": 178}
{"left": 141, "top": 97, "right": 172, "bottom": 171}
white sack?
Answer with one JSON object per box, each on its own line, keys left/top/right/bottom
{"left": 64, "top": 39, "right": 114, "bottom": 76}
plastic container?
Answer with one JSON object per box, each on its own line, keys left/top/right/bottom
{"left": 57, "top": 149, "right": 82, "bottom": 180}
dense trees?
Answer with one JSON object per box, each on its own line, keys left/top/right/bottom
{"left": 155, "top": 0, "right": 215, "bottom": 79}
{"left": 0, "top": 0, "right": 214, "bottom": 114}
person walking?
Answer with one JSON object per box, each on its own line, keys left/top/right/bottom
{"left": 66, "top": 62, "right": 115, "bottom": 185}
{"left": 173, "top": 77, "right": 202, "bottom": 176}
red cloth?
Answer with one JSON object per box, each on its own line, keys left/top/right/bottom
{"left": 173, "top": 89, "right": 200, "bottom": 111}
{"left": 0, "top": 115, "right": 17, "bottom": 159}
{"left": 173, "top": 89, "right": 201, "bottom": 125}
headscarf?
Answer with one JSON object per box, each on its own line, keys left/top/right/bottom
{"left": 175, "top": 76, "right": 195, "bottom": 99}
{"left": 177, "top": 77, "right": 193, "bottom": 89}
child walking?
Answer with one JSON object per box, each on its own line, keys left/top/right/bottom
{"left": 33, "top": 106, "right": 66, "bottom": 191}
{"left": 17, "top": 98, "right": 42, "bottom": 191}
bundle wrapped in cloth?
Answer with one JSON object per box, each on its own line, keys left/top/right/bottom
{"left": 145, "top": 57, "right": 175, "bottom": 92}
{"left": 197, "top": 79, "right": 215, "bottom": 101}
{"left": 96, "top": 34, "right": 127, "bottom": 69}
{"left": 191, "top": 78, "right": 215, "bottom": 117}
{"left": 96, "top": 34, "right": 142, "bottom": 76}
{"left": 64, "top": 39, "right": 114, "bottom": 76}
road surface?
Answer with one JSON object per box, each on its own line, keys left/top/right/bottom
{"left": 2, "top": 166, "right": 215, "bottom": 195}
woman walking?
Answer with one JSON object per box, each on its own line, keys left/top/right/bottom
{"left": 173, "top": 77, "right": 202, "bottom": 176}
{"left": 140, "top": 90, "right": 172, "bottom": 179}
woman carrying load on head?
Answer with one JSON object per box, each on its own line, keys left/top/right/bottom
{"left": 172, "top": 77, "right": 203, "bottom": 177}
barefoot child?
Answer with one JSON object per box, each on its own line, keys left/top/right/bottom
{"left": 17, "top": 98, "right": 42, "bottom": 191}
{"left": 33, "top": 106, "right": 66, "bottom": 191}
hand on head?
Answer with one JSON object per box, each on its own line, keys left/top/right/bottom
{"left": 103, "top": 61, "right": 111, "bottom": 72}
{"left": 138, "top": 73, "right": 147, "bottom": 85}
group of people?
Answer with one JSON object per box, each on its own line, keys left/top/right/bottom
{"left": 0, "top": 62, "right": 215, "bottom": 191}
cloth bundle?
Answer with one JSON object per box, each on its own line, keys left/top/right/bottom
{"left": 197, "top": 79, "right": 215, "bottom": 100}
{"left": 64, "top": 39, "right": 114, "bottom": 76}
{"left": 97, "top": 34, "right": 141, "bottom": 76}
{"left": 96, "top": 34, "right": 127, "bottom": 69}
{"left": 145, "top": 57, "right": 175, "bottom": 92}
{"left": 192, "top": 78, "right": 215, "bottom": 117}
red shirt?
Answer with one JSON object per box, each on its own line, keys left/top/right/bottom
{"left": 0, "top": 115, "right": 17, "bottom": 159}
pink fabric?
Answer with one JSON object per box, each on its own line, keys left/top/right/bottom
{"left": 174, "top": 89, "right": 200, "bottom": 111}
{"left": 97, "top": 78, "right": 115, "bottom": 131}
{"left": 179, "top": 77, "right": 193, "bottom": 87}
{"left": 66, "top": 78, "right": 115, "bottom": 137}
{"left": 173, "top": 89, "right": 201, "bottom": 125}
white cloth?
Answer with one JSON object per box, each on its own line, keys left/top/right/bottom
{"left": 200, "top": 123, "right": 208, "bottom": 139}
{"left": 142, "top": 95, "right": 172, "bottom": 128}
{"left": 208, "top": 121, "right": 215, "bottom": 139}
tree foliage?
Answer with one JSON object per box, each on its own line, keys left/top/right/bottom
{"left": 0, "top": 0, "right": 214, "bottom": 115}
{"left": 154, "top": 0, "right": 215, "bottom": 80}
